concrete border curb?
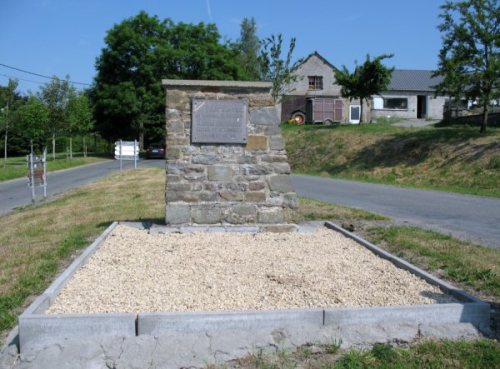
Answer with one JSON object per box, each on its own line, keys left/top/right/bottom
{"left": 17, "top": 221, "right": 491, "bottom": 355}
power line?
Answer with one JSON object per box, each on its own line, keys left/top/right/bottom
{"left": 0, "top": 62, "right": 91, "bottom": 86}
{"left": 0, "top": 73, "right": 48, "bottom": 86}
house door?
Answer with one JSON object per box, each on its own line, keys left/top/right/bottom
{"left": 349, "top": 105, "right": 361, "bottom": 124}
{"left": 417, "top": 95, "right": 427, "bottom": 118}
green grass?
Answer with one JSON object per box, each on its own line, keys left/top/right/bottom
{"left": 233, "top": 340, "right": 500, "bottom": 369}
{"left": 367, "top": 226, "right": 500, "bottom": 298}
{"left": 297, "top": 197, "right": 389, "bottom": 222}
{"left": 283, "top": 123, "right": 500, "bottom": 197}
{"left": 0, "top": 153, "right": 109, "bottom": 181}
{"left": 332, "top": 340, "right": 500, "bottom": 369}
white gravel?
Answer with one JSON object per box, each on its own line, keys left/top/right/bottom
{"left": 47, "top": 224, "right": 455, "bottom": 314}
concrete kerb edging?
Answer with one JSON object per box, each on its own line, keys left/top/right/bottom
{"left": 17, "top": 221, "right": 491, "bottom": 355}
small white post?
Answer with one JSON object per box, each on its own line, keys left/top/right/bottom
{"left": 29, "top": 152, "right": 35, "bottom": 204}
{"left": 119, "top": 139, "right": 123, "bottom": 171}
{"left": 43, "top": 148, "right": 47, "bottom": 198}
{"left": 134, "top": 139, "right": 137, "bottom": 169}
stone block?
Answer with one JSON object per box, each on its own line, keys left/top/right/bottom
{"left": 166, "top": 204, "right": 191, "bottom": 224}
{"left": 248, "top": 181, "right": 266, "bottom": 191}
{"left": 242, "top": 164, "right": 273, "bottom": 175}
{"left": 166, "top": 174, "right": 180, "bottom": 183}
{"left": 167, "top": 182, "right": 191, "bottom": 192}
{"left": 167, "top": 90, "right": 189, "bottom": 110}
{"left": 166, "top": 108, "right": 181, "bottom": 120}
{"left": 168, "top": 120, "right": 185, "bottom": 133}
{"left": 261, "top": 155, "right": 288, "bottom": 163}
{"left": 245, "top": 192, "right": 266, "bottom": 202}
{"left": 199, "top": 191, "right": 218, "bottom": 202}
{"left": 207, "top": 166, "right": 234, "bottom": 181}
{"left": 192, "top": 154, "right": 219, "bottom": 165}
{"left": 268, "top": 175, "right": 294, "bottom": 193}
{"left": 271, "top": 163, "right": 291, "bottom": 174}
{"left": 269, "top": 135, "right": 286, "bottom": 150}
{"left": 166, "top": 146, "right": 181, "bottom": 159}
{"left": 225, "top": 204, "right": 257, "bottom": 224}
{"left": 236, "top": 155, "right": 258, "bottom": 164}
{"left": 219, "top": 191, "right": 245, "bottom": 201}
{"left": 191, "top": 206, "right": 222, "bottom": 224}
{"left": 246, "top": 135, "right": 268, "bottom": 151}
{"left": 249, "top": 107, "right": 280, "bottom": 125}
{"left": 283, "top": 193, "right": 299, "bottom": 209}
{"left": 257, "top": 208, "right": 284, "bottom": 224}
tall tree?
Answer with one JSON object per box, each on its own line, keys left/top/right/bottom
{"left": 237, "top": 17, "right": 261, "bottom": 80}
{"left": 433, "top": 0, "right": 499, "bottom": 133}
{"left": 15, "top": 95, "right": 50, "bottom": 152}
{"left": 0, "top": 79, "right": 21, "bottom": 167}
{"left": 38, "top": 77, "right": 72, "bottom": 159}
{"left": 91, "top": 11, "right": 246, "bottom": 144}
{"left": 260, "top": 34, "right": 302, "bottom": 103}
{"left": 335, "top": 54, "right": 394, "bottom": 123}
{"left": 67, "top": 91, "right": 93, "bottom": 158}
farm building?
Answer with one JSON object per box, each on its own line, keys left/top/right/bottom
{"left": 280, "top": 52, "right": 447, "bottom": 124}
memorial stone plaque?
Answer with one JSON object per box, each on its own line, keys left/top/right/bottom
{"left": 191, "top": 98, "right": 247, "bottom": 144}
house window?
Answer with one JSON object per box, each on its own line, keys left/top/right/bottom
{"left": 384, "top": 98, "right": 408, "bottom": 109}
{"left": 308, "top": 76, "right": 323, "bottom": 90}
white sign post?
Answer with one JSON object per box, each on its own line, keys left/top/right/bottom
{"left": 115, "top": 140, "right": 139, "bottom": 171}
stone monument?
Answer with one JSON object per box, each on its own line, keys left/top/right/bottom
{"left": 163, "top": 80, "right": 299, "bottom": 231}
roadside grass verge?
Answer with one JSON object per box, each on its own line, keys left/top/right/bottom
{"left": 233, "top": 340, "right": 500, "bottom": 369}
{"left": 0, "top": 168, "right": 165, "bottom": 336}
{"left": 367, "top": 226, "right": 500, "bottom": 299}
{"left": 297, "top": 197, "right": 389, "bottom": 222}
{"left": 283, "top": 123, "right": 500, "bottom": 197}
{"left": 0, "top": 154, "right": 109, "bottom": 181}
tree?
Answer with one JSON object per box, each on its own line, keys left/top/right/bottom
{"left": 433, "top": 0, "right": 499, "bottom": 133}
{"left": 91, "top": 11, "right": 247, "bottom": 144}
{"left": 0, "top": 79, "right": 21, "bottom": 167}
{"left": 38, "top": 77, "right": 72, "bottom": 159}
{"left": 15, "top": 96, "right": 50, "bottom": 152}
{"left": 67, "top": 91, "right": 93, "bottom": 158}
{"left": 260, "top": 34, "right": 302, "bottom": 103}
{"left": 335, "top": 54, "right": 394, "bottom": 123}
{"left": 236, "top": 17, "right": 261, "bottom": 80}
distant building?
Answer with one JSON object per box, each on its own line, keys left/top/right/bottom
{"left": 371, "top": 70, "right": 447, "bottom": 120}
{"left": 280, "top": 52, "right": 447, "bottom": 123}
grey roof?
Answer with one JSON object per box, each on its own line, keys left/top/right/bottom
{"left": 389, "top": 69, "right": 443, "bottom": 92}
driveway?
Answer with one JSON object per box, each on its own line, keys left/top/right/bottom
{"left": 291, "top": 174, "right": 500, "bottom": 249}
{"left": 0, "top": 159, "right": 164, "bottom": 215}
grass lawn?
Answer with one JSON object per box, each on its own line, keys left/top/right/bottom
{"left": 0, "top": 153, "right": 109, "bottom": 182}
{"left": 232, "top": 339, "right": 500, "bottom": 369}
{"left": 0, "top": 168, "right": 498, "bottom": 366}
{"left": 283, "top": 122, "right": 500, "bottom": 197}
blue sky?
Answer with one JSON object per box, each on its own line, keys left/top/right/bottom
{"left": 0, "top": 0, "right": 447, "bottom": 94}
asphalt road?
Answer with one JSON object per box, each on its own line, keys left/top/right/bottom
{"left": 2, "top": 162, "right": 499, "bottom": 249}
{"left": 292, "top": 175, "right": 500, "bottom": 249}
{"left": 0, "top": 159, "right": 164, "bottom": 215}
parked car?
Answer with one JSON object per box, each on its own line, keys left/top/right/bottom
{"left": 145, "top": 144, "right": 165, "bottom": 159}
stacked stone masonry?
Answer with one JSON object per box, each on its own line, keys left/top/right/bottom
{"left": 163, "top": 80, "right": 299, "bottom": 227}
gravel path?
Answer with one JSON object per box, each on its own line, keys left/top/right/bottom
{"left": 47, "top": 225, "right": 455, "bottom": 314}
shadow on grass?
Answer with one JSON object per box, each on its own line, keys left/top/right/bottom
{"left": 324, "top": 127, "right": 498, "bottom": 174}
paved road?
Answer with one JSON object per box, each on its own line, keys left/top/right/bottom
{"left": 292, "top": 175, "right": 500, "bottom": 249}
{"left": 0, "top": 159, "right": 164, "bottom": 215}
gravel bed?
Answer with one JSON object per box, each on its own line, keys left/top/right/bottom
{"left": 47, "top": 224, "right": 455, "bottom": 314}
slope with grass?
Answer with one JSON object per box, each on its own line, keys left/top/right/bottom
{"left": 283, "top": 123, "right": 500, "bottom": 197}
